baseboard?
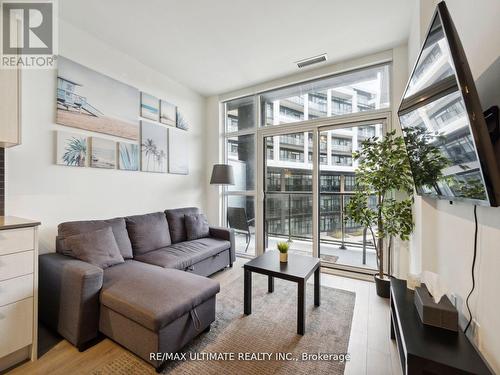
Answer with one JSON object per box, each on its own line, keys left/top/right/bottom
{"left": 0, "top": 346, "right": 30, "bottom": 374}
{"left": 321, "top": 267, "right": 374, "bottom": 282}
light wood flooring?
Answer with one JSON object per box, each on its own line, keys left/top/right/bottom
{"left": 8, "top": 258, "right": 402, "bottom": 375}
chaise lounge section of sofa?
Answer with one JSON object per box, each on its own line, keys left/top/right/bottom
{"left": 38, "top": 207, "right": 234, "bottom": 371}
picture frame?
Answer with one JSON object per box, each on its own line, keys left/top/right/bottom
{"left": 140, "top": 92, "right": 160, "bottom": 122}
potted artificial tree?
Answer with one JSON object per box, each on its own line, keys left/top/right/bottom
{"left": 345, "top": 130, "right": 414, "bottom": 298}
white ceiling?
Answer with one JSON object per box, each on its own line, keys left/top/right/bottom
{"left": 60, "top": 0, "right": 415, "bottom": 96}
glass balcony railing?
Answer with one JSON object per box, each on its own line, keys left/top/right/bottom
{"left": 264, "top": 191, "right": 376, "bottom": 250}
{"left": 332, "top": 144, "right": 352, "bottom": 152}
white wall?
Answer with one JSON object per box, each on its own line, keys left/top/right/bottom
{"left": 6, "top": 20, "right": 207, "bottom": 253}
{"left": 408, "top": 1, "right": 500, "bottom": 372}
{"left": 391, "top": 44, "right": 410, "bottom": 279}
{"left": 205, "top": 95, "right": 223, "bottom": 225}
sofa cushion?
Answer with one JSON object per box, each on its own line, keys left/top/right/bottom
{"left": 58, "top": 217, "right": 133, "bottom": 259}
{"left": 101, "top": 260, "right": 219, "bottom": 331}
{"left": 125, "top": 212, "right": 171, "bottom": 255}
{"left": 185, "top": 213, "right": 209, "bottom": 241}
{"left": 165, "top": 207, "right": 199, "bottom": 244}
{"left": 134, "top": 238, "right": 231, "bottom": 270}
{"left": 64, "top": 227, "right": 124, "bottom": 269}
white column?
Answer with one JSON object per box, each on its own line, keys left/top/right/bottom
{"left": 352, "top": 127, "right": 359, "bottom": 168}
{"left": 272, "top": 100, "right": 280, "bottom": 162}
{"left": 375, "top": 72, "right": 382, "bottom": 109}
{"left": 273, "top": 135, "right": 280, "bottom": 162}
{"left": 420, "top": 107, "right": 434, "bottom": 131}
{"left": 303, "top": 93, "right": 309, "bottom": 121}
{"left": 352, "top": 90, "right": 358, "bottom": 113}
{"left": 273, "top": 100, "right": 280, "bottom": 126}
{"left": 303, "top": 132, "right": 309, "bottom": 167}
{"left": 312, "top": 128, "right": 319, "bottom": 258}
{"left": 327, "top": 131, "right": 332, "bottom": 166}
{"left": 327, "top": 89, "right": 332, "bottom": 117}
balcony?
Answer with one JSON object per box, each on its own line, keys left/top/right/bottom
{"left": 332, "top": 144, "right": 352, "bottom": 153}
{"left": 246, "top": 191, "right": 378, "bottom": 270}
{"left": 279, "top": 114, "right": 304, "bottom": 123}
{"left": 280, "top": 137, "right": 304, "bottom": 146}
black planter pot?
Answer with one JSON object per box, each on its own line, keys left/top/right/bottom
{"left": 374, "top": 274, "right": 390, "bottom": 298}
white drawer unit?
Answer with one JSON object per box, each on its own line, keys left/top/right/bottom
{"left": 0, "top": 251, "right": 34, "bottom": 282}
{"left": 0, "top": 274, "right": 34, "bottom": 307}
{"left": 0, "top": 298, "right": 34, "bottom": 358}
{"left": 0, "top": 217, "right": 40, "bottom": 372}
{"left": 0, "top": 228, "right": 34, "bottom": 255}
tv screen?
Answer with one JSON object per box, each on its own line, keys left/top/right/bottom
{"left": 398, "top": 2, "right": 500, "bottom": 206}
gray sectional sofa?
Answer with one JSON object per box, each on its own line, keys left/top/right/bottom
{"left": 39, "top": 207, "right": 235, "bottom": 371}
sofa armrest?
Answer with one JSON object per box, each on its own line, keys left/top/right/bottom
{"left": 39, "top": 253, "right": 103, "bottom": 349}
{"left": 209, "top": 226, "right": 235, "bottom": 265}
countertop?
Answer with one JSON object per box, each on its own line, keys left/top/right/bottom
{"left": 0, "top": 216, "right": 41, "bottom": 230}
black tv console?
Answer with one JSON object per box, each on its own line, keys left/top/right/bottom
{"left": 390, "top": 278, "right": 492, "bottom": 374}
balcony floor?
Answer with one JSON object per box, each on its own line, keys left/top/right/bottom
{"left": 234, "top": 230, "right": 377, "bottom": 271}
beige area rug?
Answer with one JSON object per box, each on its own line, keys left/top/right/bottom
{"left": 93, "top": 273, "right": 355, "bottom": 375}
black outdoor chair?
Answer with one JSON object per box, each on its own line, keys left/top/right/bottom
{"left": 227, "top": 207, "right": 255, "bottom": 252}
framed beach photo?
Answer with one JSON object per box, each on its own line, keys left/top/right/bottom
{"left": 140, "top": 92, "right": 160, "bottom": 122}
{"left": 160, "top": 100, "right": 176, "bottom": 126}
{"left": 56, "top": 57, "right": 140, "bottom": 141}
{"left": 168, "top": 128, "right": 189, "bottom": 175}
{"left": 90, "top": 137, "right": 116, "bottom": 169}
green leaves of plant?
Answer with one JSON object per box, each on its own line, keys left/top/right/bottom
{"left": 277, "top": 241, "right": 289, "bottom": 253}
{"left": 344, "top": 130, "right": 414, "bottom": 244}
{"left": 402, "top": 126, "right": 449, "bottom": 189}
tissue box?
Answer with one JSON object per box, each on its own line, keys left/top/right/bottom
{"left": 414, "top": 284, "right": 458, "bottom": 332}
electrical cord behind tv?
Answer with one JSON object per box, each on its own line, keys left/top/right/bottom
{"left": 464, "top": 204, "right": 478, "bottom": 335}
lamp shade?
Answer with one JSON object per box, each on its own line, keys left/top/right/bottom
{"left": 210, "top": 164, "right": 235, "bottom": 185}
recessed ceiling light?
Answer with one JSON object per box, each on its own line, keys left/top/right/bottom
{"left": 295, "top": 53, "right": 328, "bottom": 69}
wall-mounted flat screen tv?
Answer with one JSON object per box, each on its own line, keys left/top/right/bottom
{"left": 398, "top": 1, "right": 500, "bottom": 206}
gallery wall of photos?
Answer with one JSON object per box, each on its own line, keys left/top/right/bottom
{"left": 55, "top": 56, "right": 189, "bottom": 175}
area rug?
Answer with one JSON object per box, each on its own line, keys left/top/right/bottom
{"left": 93, "top": 273, "right": 355, "bottom": 375}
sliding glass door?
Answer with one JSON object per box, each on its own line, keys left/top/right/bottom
{"left": 318, "top": 122, "right": 382, "bottom": 271}
{"left": 260, "top": 119, "right": 384, "bottom": 273}
{"left": 264, "top": 131, "right": 313, "bottom": 256}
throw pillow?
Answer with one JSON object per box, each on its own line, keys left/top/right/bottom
{"left": 185, "top": 213, "right": 210, "bottom": 241}
{"left": 125, "top": 212, "right": 171, "bottom": 255}
{"left": 57, "top": 217, "right": 133, "bottom": 259}
{"left": 63, "top": 227, "right": 125, "bottom": 269}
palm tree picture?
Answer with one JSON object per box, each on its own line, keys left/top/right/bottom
{"left": 56, "top": 131, "right": 87, "bottom": 167}
{"left": 140, "top": 121, "right": 168, "bottom": 173}
{"left": 176, "top": 109, "right": 189, "bottom": 130}
{"left": 118, "top": 142, "right": 139, "bottom": 171}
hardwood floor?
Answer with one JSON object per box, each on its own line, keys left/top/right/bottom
{"left": 8, "top": 258, "right": 402, "bottom": 375}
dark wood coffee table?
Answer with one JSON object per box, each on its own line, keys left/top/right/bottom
{"left": 243, "top": 250, "right": 321, "bottom": 335}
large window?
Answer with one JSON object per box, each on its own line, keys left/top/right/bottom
{"left": 223, "top": 63, "right": 391, "bottom": 259}
{"left": 225, "top": 96, "right": 255, "bottom": 132}
{"left": 226, "top": 134, "right": 255, "bottom": 192}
